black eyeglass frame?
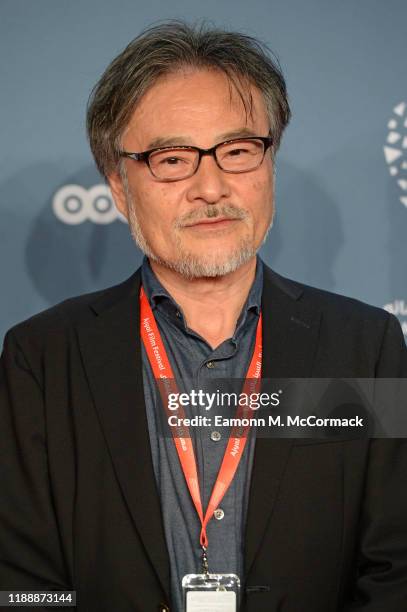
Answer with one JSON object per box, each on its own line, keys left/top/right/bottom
{"left": 119, "top": 135, "right": 273, "bottom": 182}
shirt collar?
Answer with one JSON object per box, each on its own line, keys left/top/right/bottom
{"left": 141, "top": 256, "right": 263, "bottom": 334}
{"left": 141, "top": 257, "right": 178, "bottom": 316}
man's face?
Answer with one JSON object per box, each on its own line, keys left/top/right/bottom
{"left": 109, "top": 68, "right": 274, "bottom": 278}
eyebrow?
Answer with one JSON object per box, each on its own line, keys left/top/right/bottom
{"left": 146, "top": 127, "right": 259, "bottom": 150}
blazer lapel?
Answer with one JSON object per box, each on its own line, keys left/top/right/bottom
{"left": 76, "top": 270, "right": 170, "bottom": 599}
{"left": 244, "top": 265, "right": 322, "bottom": 576}
{"left": 75, "top": 262, "right": 323, "bottom": 591}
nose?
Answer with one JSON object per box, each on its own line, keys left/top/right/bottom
{"left": 185, "top": 153, "right": 231, "bottom": 205}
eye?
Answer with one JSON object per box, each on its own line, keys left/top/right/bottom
{"left": 151, "top": 150, "right": 195, "bottom": 167}
{"left": 226, "top": 147, "right": 249, "bottom": 157}
{"left": 160, "top": 156, "right": 186, "bottom": 165}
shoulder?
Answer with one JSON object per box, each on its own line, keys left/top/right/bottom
{"left": 3, "top": 270, "right": 141, "bottom": 354}
{"left": 263, "top": 264, "right": 406, "bottom": 376}
{"left": 263, "top": 264, "right": 391, "bottom": 326}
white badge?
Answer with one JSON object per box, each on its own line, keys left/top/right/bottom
{"left": 182, "top": 573, "right": 239, "bottom": 612}
{"left": 186, "top": 590, "right": 236, "bottom": 611}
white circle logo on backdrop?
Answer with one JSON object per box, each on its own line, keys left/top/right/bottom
{"left": 53, "top": 184, "right": 127, "bottom": 224}
{"left": 383, "top": 102, "right": 407, "bottom": 339}
{"left": 383, "top": 300, "right": 407, "bottom": 338}
{"left": 383, "top": 101, "right": 407, "bottom": 209}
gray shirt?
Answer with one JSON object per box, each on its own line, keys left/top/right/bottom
{"left": 141, "top": 257, "right": 263, "bottom": 611}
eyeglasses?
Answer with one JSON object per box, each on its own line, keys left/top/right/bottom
{"left": 119, "top": 135, "right": 273, "bottom": 182}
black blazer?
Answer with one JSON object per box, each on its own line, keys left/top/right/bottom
{"left": 1, "top": 265, "right": 407, "bottom": 612}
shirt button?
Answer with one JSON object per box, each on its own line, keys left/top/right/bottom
{"left": 211, "top": 431, "right": 221, "bottom": 442}
{"left": 206, "top": 361, "right": 215, "bottom": 369}
{"left": 214, "top": 508, "right": 224, "bottom": 520}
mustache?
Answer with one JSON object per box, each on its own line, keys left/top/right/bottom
{"left": 175, "top": 204, "right": 248, "bottom": 228}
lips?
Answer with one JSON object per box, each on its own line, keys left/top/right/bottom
{"left": 183, "top": 217, "right": 238, "bottom": 227}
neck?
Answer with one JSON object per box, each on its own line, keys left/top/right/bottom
{"left": 149, "top": 257, "right": 257, "bottom": 349}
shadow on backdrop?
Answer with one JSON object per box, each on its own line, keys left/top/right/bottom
{"left": 25, "top": 165, "right": 142, "bottom": 305}
{"left": 260, "top": 159, "right": 343, "bottom": 291}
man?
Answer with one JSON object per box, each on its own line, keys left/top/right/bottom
{"left": 1, "top": 21, "right": 407, "bottom": 612}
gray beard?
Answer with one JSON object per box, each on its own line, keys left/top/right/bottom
{"left": 120, "top": 166, "right": 273, "bottom": 279}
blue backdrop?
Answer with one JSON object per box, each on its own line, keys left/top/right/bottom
{"left": 1, "top": 0, "right": 406, "bottom": 343}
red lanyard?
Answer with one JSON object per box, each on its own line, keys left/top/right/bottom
{"left": 140, "top": 287, "right": 262, "bottom": 549}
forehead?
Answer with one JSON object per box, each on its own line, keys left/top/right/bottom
{"left": 123, "top": 68, "right": 269, "bottom": 148}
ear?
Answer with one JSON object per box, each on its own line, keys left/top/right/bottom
{"left": 108, "top": 170, "right": 129, "bottom": 221}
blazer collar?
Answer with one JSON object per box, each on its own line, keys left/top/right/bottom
{"left": 261, "top": 264, "right": 321, "bottom": 378}
{"left": 77, "top": 263, "right": 322, "bottom": 592}
{"left": 244, "top": 264, "right": 322, "bottom": 576}
{"left": 77, "top": 269, "right": 172, "bottom": 598}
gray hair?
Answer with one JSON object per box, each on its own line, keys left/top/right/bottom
{"left": 87, "top": 20, "right": 291, "bottom": 178}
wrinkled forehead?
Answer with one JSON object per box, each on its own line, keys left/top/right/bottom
{"left": 122, "top": 68, "right": 270, "bottom": 148}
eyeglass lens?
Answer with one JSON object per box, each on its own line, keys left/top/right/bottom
{"left": 148, "top": 138, "right": 265, "bottom": 180}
